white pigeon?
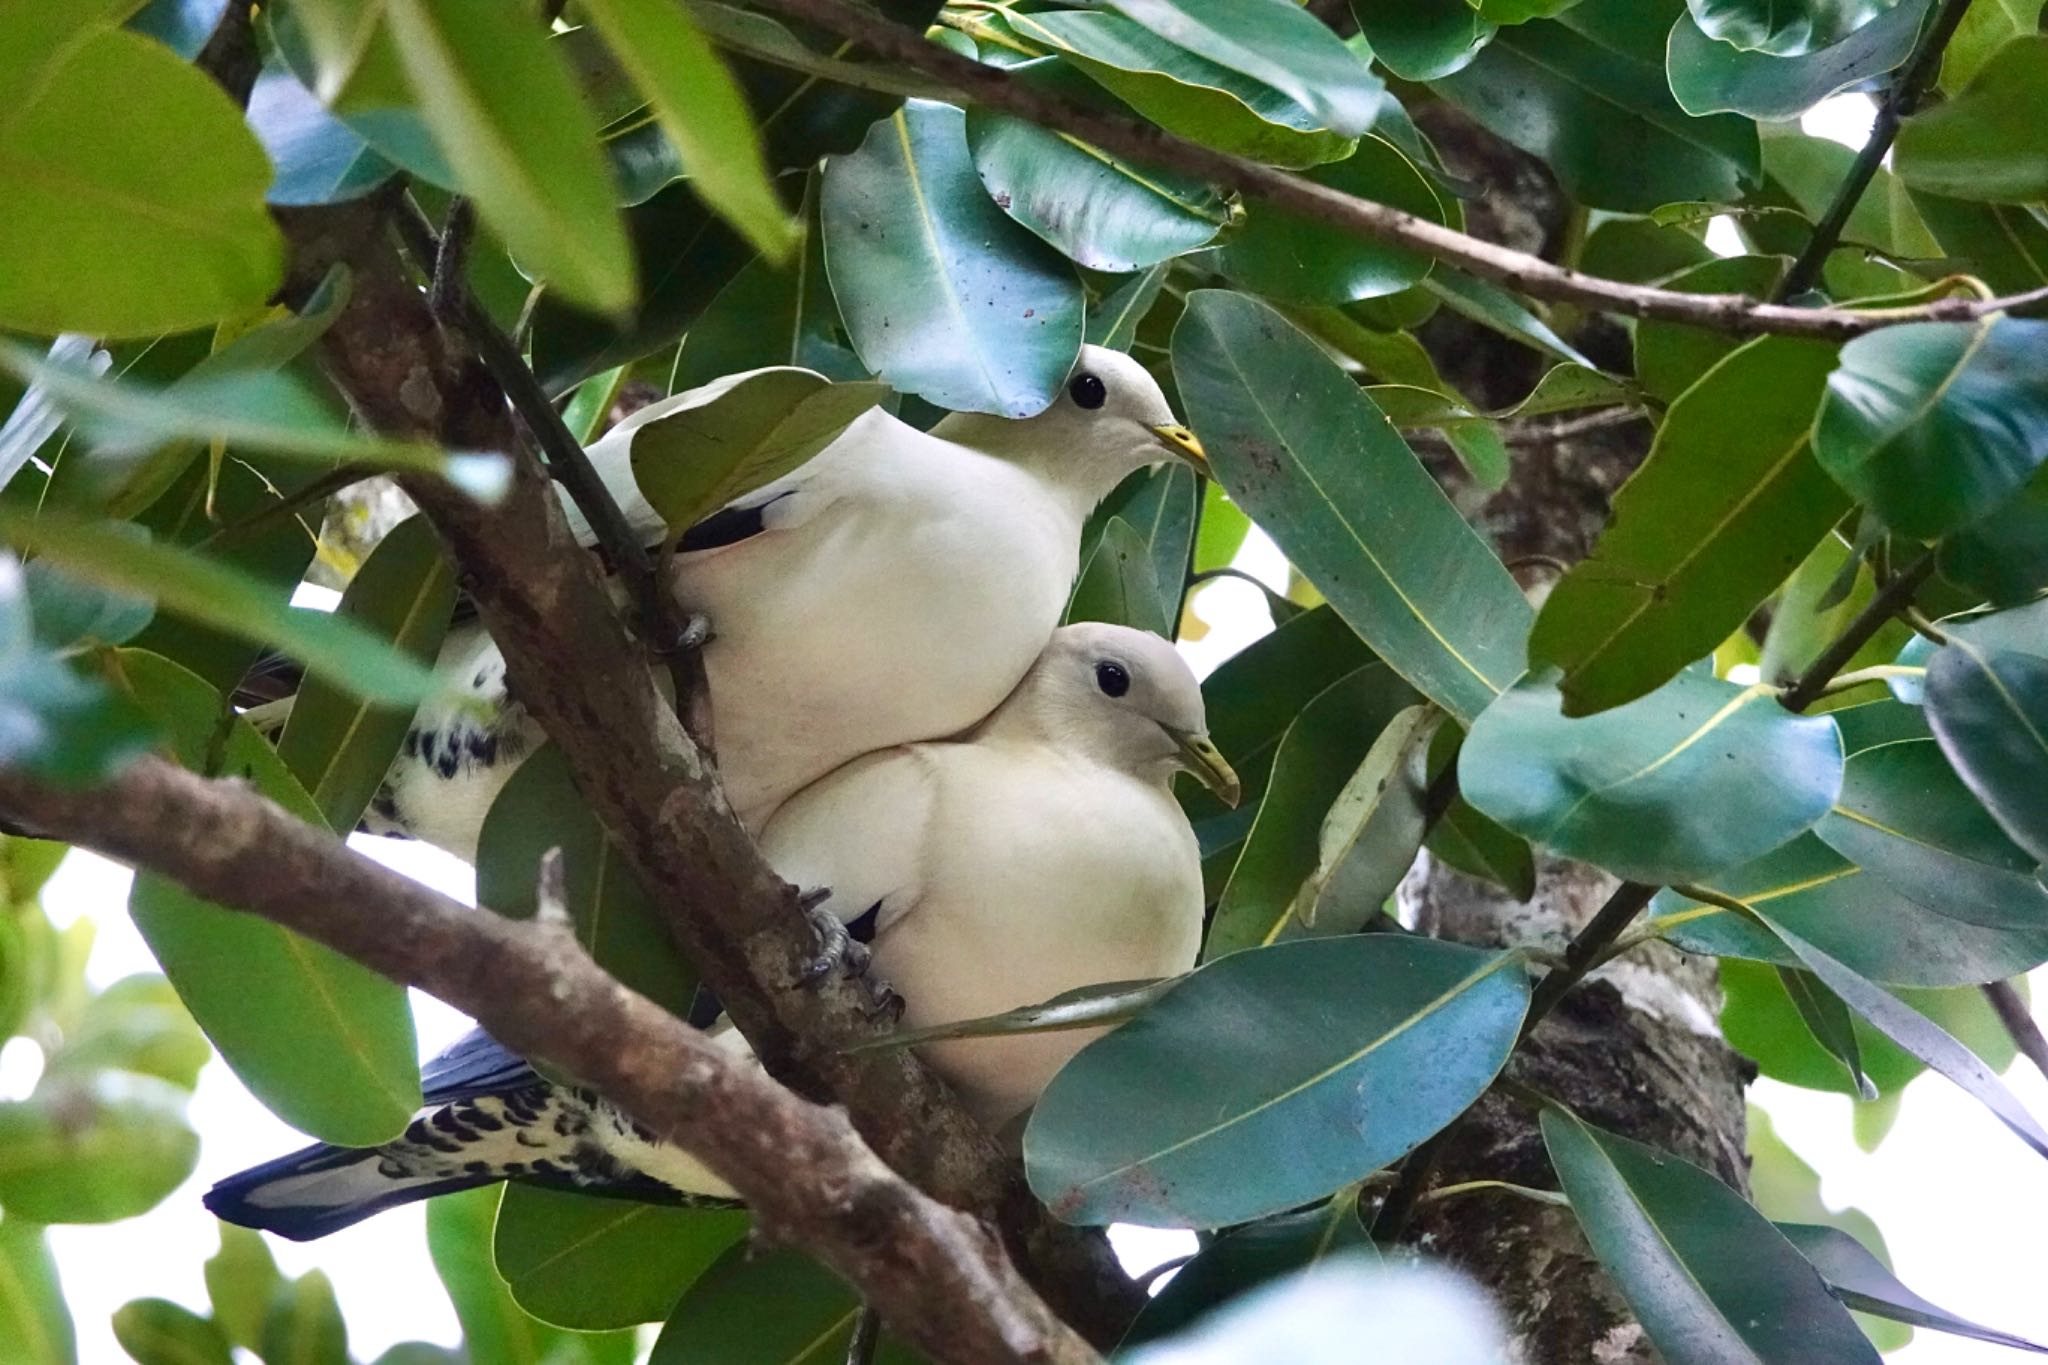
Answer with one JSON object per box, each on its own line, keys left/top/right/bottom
{"left": 206, "top": 624, "right": 1237, "bottom": 1230}
{"left": 360, "top": 347, "right": 1207, "bottom": 859}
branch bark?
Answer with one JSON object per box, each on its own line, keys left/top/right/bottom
{"left": 269, "top": 200, "right": 1137, "bottom": 1339}
{"left": 0, "top": 756, "right": 1095, "bottom": 1365}
{"left": 743, "top": 0, "right": 2048, "bottom": 337}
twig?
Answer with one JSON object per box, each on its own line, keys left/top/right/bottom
{"left": 741, "top": 0, "right": 2048, "bottom": 339}
{"left": 1984, "top": 981, "right": 2048, "bottom": 1085}
{"left": 429, "top": 197, "right": 477, "bottom": 324}
{"left": 1904, "top": 606, "right": 1952, "bottom": 646}
{"left": 1775, "top": 0, "right": 1977, "bottom": 301}
{"left": 0, "top": 756, "right": 1099, "bottom": 1365}
{"left": 847, "top": 1304, "right": 882, "bottom": 1365}
{"left": 1778, "top": 553, "right": 1936, "bottom": 711}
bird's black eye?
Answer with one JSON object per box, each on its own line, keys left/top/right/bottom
{"left": 1095, "top": 661, "right": 1130, "bottom": 697}
{"left": 1068, "top": 372, "right": 1107, "bottom": 410}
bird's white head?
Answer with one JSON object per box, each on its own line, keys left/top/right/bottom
{"left": 989, "top": 622, "right": 1240, "bottom": 806}
{"left": 932, "top": 346, "right": 1208, "bottom": 498}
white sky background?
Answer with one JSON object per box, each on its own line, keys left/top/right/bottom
{"left": 18, "top": 92, "right": 2045, "bottom": 1365}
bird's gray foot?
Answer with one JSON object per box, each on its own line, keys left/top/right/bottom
{"left": 796, "top": 889, "right": 903, "bottom": 1022}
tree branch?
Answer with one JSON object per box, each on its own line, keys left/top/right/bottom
{"left": 1983, "top": 980, "right": 2048, "bottom": 1085}
{"left": 0, "top": 756, "right": 1095, "bottom": 1365}
{"left": 741, "top": 0, "right": 2048, "bottom": 338}
{"left": 267, "top": 200, "right": 1137, "bottom": 1341}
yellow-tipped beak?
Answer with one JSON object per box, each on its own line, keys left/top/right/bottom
{"left": 1151, "top": 423, "right": 1208, "bottom": 474}
{"left": 1170, "top": 730, "right": 1240, "bottom": 808}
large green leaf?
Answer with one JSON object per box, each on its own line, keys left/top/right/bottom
{"left": 966, "top": 60, "right": 1227, "bottom": 273}
{"left": 1541, "top": 1107, "right": 1881, "bottom": 1365}
{"left": 276, "top": 516, "right": 455, "bottom": 832}
{"left": 1461, "top": 670, "right": 1844, "bottom": 885}
{"left": 476, "top": 744, "right": 697, "bottom": 1019}
{"left": 822, "top": 100, "right": 1084, "bottom": 417}
{"left": 1940, "top": 0, "right": 2044, "bottom": 92}
{"left": 1025, "top": 936, "right": 1529, "bottom": 1227}
{"left": 1351, "top": 0, "right": 1496, "bottom": 79}
{"left": 0, "top": 509, "right": 441, "bottom": 706}
{"left": 1424, "top": 725, "right": 1538, "bottom": 901}
{"left": 494, "top": 1189, "right": 747, "bottom": 1329}
{"left": 1779, "top": 1222, "right": 2048, "bottom": 1353}
{"left": 1094, "top": 0, "right": 1383, "bottom": 136}
{"left": 1007, "top": 10, "right": 1354, "bottom": 169}
{"left": 1431, "top": 0, "right": 1763, "bottom": 212}
{"left": 1816, "top": 732, "right": 2048, "bottom": 930}
{"left": 1530, "top": 337, "right": 1848, "bottom": 715}
{"left": 1896, "top": 35, "right": 2048, "bottom": 202}
{"left": 1924, "top": 641, "right": 2048, "bottom": 863}
{"left": 1813, "top": 318, "right": 2048, "bottom": 540}
{"left": 0, "top": 555, "right": 154, "bottom": 788}
{"left": 1206, "top": 137, "right": 1443, "bottom": 304}
{"left": 1121, "top": 1196, "right": 1376, "bottom": 1346}
{"left": 1172, "top": 291, "right": 1530, "bottom": 724}
{"left": 1668, "top": 0, "right": 1930, "bottom": 119}
{"left": 1654, "top": 832, "right": 2048, "bottom": 985}
{"left": 0, "top": 1219, "right": 74, "bottom": 1365}
{"left": 428, "top": 1189, "right": 636, "bottom": 1365}
{"left": 625, "top": 369, "right": 886, "bottom": 530}
{"left": 112, "top": 1298, "right": 234, "bottom": 1365}
{"left": 0, "top": 21, "right": 283, "bottom": 338}
{"left": 120, "top": 651, "right": 421, "bottom": 1145}
{"left": 1207, "top": 665, "right": 1421, "bottom": 958}
{"left": 383, "top": 0, "right": 634, "bottom": 314}
{"left": 653, "top": 1246, "right": 915, "bottom": 1365}
{"left": 0, "top": 1073, "right": 196, "bottom": 1224}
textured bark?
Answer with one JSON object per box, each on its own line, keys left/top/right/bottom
{"left": 1388, "top": 107, "right": 1754, "bottom": 1364}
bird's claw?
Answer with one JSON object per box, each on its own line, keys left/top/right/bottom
{"left": 667, "top": 611, "right": 712, "bottom": 655}
{"left": 797, "top": 890, "right": 902, "bottom": 1021}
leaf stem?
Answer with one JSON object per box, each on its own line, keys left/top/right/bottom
{"left": 1415, "top": 1178, "right": 1569, "bottom": 1209}
{"left": 1814, "top": 663, "right": 1924, "bottom": 696}
{"left": 1983, "top": 980, "right": 2048, "bottom": 1084}
{"left": 1775, "top": 0, "right": 1978, "bottom": 301}
{"left": 1777, "top": 552, "right": 1936, "bottom": 712}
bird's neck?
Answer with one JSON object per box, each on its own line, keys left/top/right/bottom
{"left": 930, "top": 413, "right": 1138, "bottom": 518}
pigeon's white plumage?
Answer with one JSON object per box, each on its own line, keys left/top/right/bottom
{"left": 363, "top": 347, "right": 1205, "bottom": 859}
{"left": 207, "top": 625, "right": 1235, "bottom": 1230}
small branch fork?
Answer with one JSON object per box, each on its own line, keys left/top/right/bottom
{"left": 746, "top": 0, "right": 2048, "bottom": 338}
{"left": 0, "top": 758, "right": 1095, "bottom": 1365}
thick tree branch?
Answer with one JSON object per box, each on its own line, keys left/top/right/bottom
{"left": 269, "top": 201, "right": 1138, "bottom": 1340}
{"left": 744, "top": 0, "right": 2048, "bottom": 337}
{"left": 0, "top": 757, "right": 1094, "bottom": 1365}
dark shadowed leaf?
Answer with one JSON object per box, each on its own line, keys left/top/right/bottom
{"left": 494, "top": 1189, "right": 748, "bottom": 1329}
{"left": 1668, "top": 0, "right": 1931, "bottom": 119}
{"left": 1351, "top": 0, "right": 1496, "bottom": 79}
{"left": 1425, "top": 725, "right": 1538, "bottom": 901}
{"left": 1530, "top": 336, "right": 1847, "bottom": 714}
{"left": 1941, "top": 469, "right": 2048, "bottom": 606}
{"left": 1026, "top": 936, "right": 1529, "bottom": 1227}
{"left": 1925, "top": 641, "right": 2048, "bottom": 863}
{"left": 1634, "top": 255, "right": 1788, "bottom": 403}
{"left": 653, "top": 1245, "right": 918, "bottom": 1365}
{"left": 1896, "top": 35, "right": 2048, "bottom": 201}
{"left": 112, "top": 1298, "right": 233, "bottom": 1365}
{"left": 1085, "top": 461, "right": 1198, "bottom": 636}
{"left": 823, "top": 100, "right": 1084, "bottom": 417}
{"left": 1066, "top": 517, "right": 1171, "bottom": 636}
{"left": 1779, "top": 1222, "right": 2048, "bottom": 1353}
{"left": 1777, "top": 966, "right": 1876, "bottom": 1098}
{"left": 1419, "top": 271, "right": 1596, "bottom": 368}
{"left": 1089, "top": 265, "right": 1172, "bottom": 351}
{"left": 1908, "top": 190, "right": 2048, "bottom": 296}
{"left": 0, "top": 1073, "right": 196, "bottom": 1224}
{"left": 1173, "top": 291, "right": 1530, "bottom": 724}
{"left": 0, "top": 1219, "right": 74, "bottom": 1365}
{"left": 1462, "top": 670, "right": 1844, "bottom": 884}
{"left": 429, "top": 1189, "right": 633, "bottom": 1365}
{"left": 1541, "top": 1106, "right": 1880, "bottom": 1365}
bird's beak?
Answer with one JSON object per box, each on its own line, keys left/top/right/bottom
{"left": 1167, "top": 728, "right": 1240, "bottom": 808}
{"left": 1151, "top": 423, "right": 1208, "bottom": 475}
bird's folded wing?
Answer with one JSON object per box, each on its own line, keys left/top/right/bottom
{"left": 758, "top": 745, "right": 939, "bottom": 935}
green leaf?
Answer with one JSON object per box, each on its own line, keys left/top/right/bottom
{"left": 1418, "top": 270, "right": 1597, "bottom": 369}
{"left": 1350, "top": 0, "right": 1496, "bottom": 80}
{"left": 0, "top": 23, "right": 283, "bottom": 338}
{"left": 112, "top": 1298, "right": 233, "bottom": 1365}
{"left": 1025, "top": 936, "right": 1530, "bottom": 1227}
{"left": 1094, "top": 0, "right": 1384, "bottom": 136}
{"left": 1908, "top": 191, "right": 2048, "bottom": 298}
{"left": 1813, "top": 318, "right": 2048, "bottom": 539}
{"left": 120, "top": 651, "right": 421, "bottom": 1144}
{"left": 1668, "top": 0, "right": 1931, "bottom": 119}
{"left": 1896, "top": 34, "right": 2048, "bottom": 202}
{"left": 1655, "top": 831, "right": 2048, "bottom": 986}
{"left": 1541, "top": 1106, "right": 1881, "bottom": 1365}
{"left": 0, "top": 556, "right": 155, "bottom": 787}
{"left": 0, "top": 338, "right": 509, "bottom": 499}
{"left": 1088, "top": 265, "right": 1172, "bottom": 351}
{"left": 1172, "top": 290, "right": 1531, "bottom": 724}
{"left": 1294, "top": 704, "right": 1437, "bottom": 934}
{"left": 1425, "top": 725, "right": 1538, "bottom": 900}
{"left": 262, "top": 1270, "right": 348, "bottom": 1365}
{"left": 967, "top": 61, "right": 1226, "bottom": 274}
{"left": 1066, "top": 517, "right": 1171, "bottom": 636}
{"left": 1122, "top": 1196, "right": 1376, "bottom": 1346}
{"left": 246, "top": 65, "right": 401, "bottom": 206}
{"left": 494, "top": 1189, "right": 747, "bottom": 1329}
{"left": 1941, "top": 468, "right": 2048, "bottom": 605}
{"left": 579, "top": 0, "right": 793, "bottom": 261}
{"left": 476, "top": 744, "right": 697, "bottom": 1019}
{"left": 1530, "top": 336, "right": 1848, "bottom": 715}
{"left": 0, "top": 1073, "right": 196, "bottom": 1224}
{"left": 1007, "top": 10, "right": 1355, "bottom": 169}
{"left": 41, "top": 975, "right": 209, "bottom": 1092}
{"left": 1779, "top": 1222, "right": 2048, "bottom": 1353}
{"left": 276, "top": 516, "right": 455, "bottom": 832}
{"left": 1460, "top": 670, "right": 1844, "bottom": 885}
{"left": 1817, "top": 728, "right": 2048, "bottom": 930}
{"left": 1758, "top": 916, "right": 2048, "bottom": 1156}
{"left": 653, "top": 1246, "right": 911, "bottom": 1365}
{"left": 625, "top": 369, "right": 886, "bottom": 531}
{"left": 1431, "top": 0, "right": 1763, "bottom": 212}
{"left": 1940, "top": 0, "right": 2044, "bottom": 92}
{"left": 429, "top": 1189, "right": 634, "bottom": 1365}
{"left": 0, "top": 1219, "right": 75, "bottom": 1365}
{"left": 383, "top": 0, "right": 634, "bottom": 314}
{"left": 1083, "top": 461, "right": 1198, "bottom": 637}
{"left": 1777, "top": 966, "right": 1877, "bottom": 1098}
{"left": 1687, "top": 0, "right": 1896, "bottom": 54}
{"left": 1925, "top": 640, "right": 2048, "bottom": 863}
{"left": 205, "top": 1224, "right": 282, "bottom": 1354}
{"left": 1634, "top": 255, "right": 1788, "bottom": 403}
{"left": 1207, "top": 665, "right": 1421, "bottom": 959}
{"left": 1207, "top": 137, "right": 1442, "bottom": 304}
{"left": 822, "top": 100, "right": 1084, "bottom": 417}
{"left": 1755, "top": 127, "right": 1941, "bottom": 260}
{"left": 1580, "top": 218, "right": 1718, "bottom": 284}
